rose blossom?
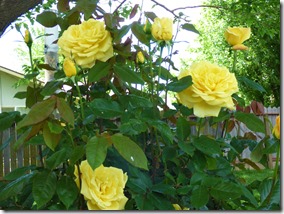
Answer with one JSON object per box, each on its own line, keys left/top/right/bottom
{"left": 74, "top": 161, "right": 128, "bottom": 210}
{"left": 177, "top": 61, "right": 239, "bottom": 117}
{"left": 58, "top": 19, "right": 113, "bottom": 68}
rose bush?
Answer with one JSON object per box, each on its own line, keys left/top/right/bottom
{"left": 0, "top": 0, "right": 280, "bottom": 211}
{"left": 177, "top": 61, "right": 239, "bottom": 117}
{"left": 57, "top": 19, "right": 113, "bottom": 68}
{"left": 74, "top": 161, "right": 128, "bottom": 210}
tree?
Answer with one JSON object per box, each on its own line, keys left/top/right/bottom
{"left": 184, "top": 0, "right": 280, "bottom": 107}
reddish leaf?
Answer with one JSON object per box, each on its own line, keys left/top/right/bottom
{"left": 17, "top": 97, "right": 56, "bottom": 130}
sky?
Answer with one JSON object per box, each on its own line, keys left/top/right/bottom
{"left": 0, "top": 0, "right": 203, "bottom": 72}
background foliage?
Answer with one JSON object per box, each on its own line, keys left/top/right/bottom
{"left": 184, "top": 0, "right": 280, "bottom": 107}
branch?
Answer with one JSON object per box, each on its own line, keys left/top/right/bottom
{"left": 172, "top": 5, "right": 224, "bottom": 12}
{"left": 148, "top": 0, "right": 224, "bottom": 22}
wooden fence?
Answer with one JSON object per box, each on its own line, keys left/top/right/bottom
{"left": 0, "top": 107, "right": 280, "bottom": 179}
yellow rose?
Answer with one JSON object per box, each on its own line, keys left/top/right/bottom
{"left": 136, "top": 51, "right": 145, "bottom": 64}
{"left": 224, "top": 27, "right": 251, "bottom": 50}
{"left": 151, "top": 17, "right": 173, "bottom": 41}
{"left": 58, "top": 19, "right": 113, "bottom": 68}
{"left": 63, "top": 58, "right": 77, "bottom": 77}
{"left": 272, "top": 115, "right": 280, "bottom": 139}
{"left": 24, "top": 29, "right": 33, "bottom": 46}
{"left": 172, "top": 204, "right": 190, "bottom": 210}
{"left": 74, "top": 161, "right": 128, "bottom": 210}
{"left": 177, "top": 61, "right": 239, "bottom": 118}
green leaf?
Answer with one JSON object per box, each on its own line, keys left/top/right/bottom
{"left": 178, "top": 141, "right": 195, "bottom": 156}
{"left": 56, "top": 176, "right": 79, "bottom": 209}
{"left": 0, "top": 111, "right": 20, "bottom": 131}
{"left": 152, "top": 183, "right": 176, "bottom": 195}
{"left": 88, "top": 61, "right": 111, "bottom": 82}
{"left": 147, "top": 192, "right": 174, "bottom": 210}
{"left": 47, "top": 121, "right": 64, "bottom": 134}
{"left": 210, "top": 181, "right": 242, "bottom": 201}
{"left": 176, "top": 117, "right": 191, "bottom": 141}
{"left": 13, "top": 129, "right": 33, "bottom": 151}
{"left": 193, "top": 135, "right": 221, "bottom": 156}
{"left": 0, "top": 173, "right": 34, "bottom": 201}
{"left": 32, "top": 170, "right": 57, "bottom": 209}
{"left": 43, "top": 122, "right": 61, "bottom": 151}
{"left": 46, "top": 149, "right": 67, "bottom": 170}
{"left": 90, "top": 98, "right": 123, "bottom": 119}
{"left": 191, "top": 185, "right": 209, "bottom": 208}
{"left": 41, "top": 81, "right": 63, "bottom": 97}
{"left": 113, "top": 24, "right": 132, "bottom": 43}
{"left": 237, "top": 76, "right": 266, "bottom": 93}
{"left": 86, "top": 136, "right": 109, "bottom": 170}
{"left": 166, "top": 76, "right": 192, "bottom": 92}
{"left": 259, "top": 178, "right": 273, "bottom": 203}
{"left": 181, "top": 23, "right": 200, "bottom": 34}
{"left": 239, "top": 185, "right": 258, "bottom": 208}
{"left": 69, "top": 145, "right": 85, "bottom": 165}
{"left": 151, "top": 120, "right": 173, "bottom": 145}
{"left": 120, "top": 119, "right": 148, "bottom": 135}
{"left": 36, "top": 11, "right": 58, "bottom": 28}
{"left": 119, "top": 94, "right": 153, "bottom": 108}
{"left": 250, "top": 140, "right": 264, "bottom": 162}
{"left": 113, "top": 64, "right": 144, "bottom": 84}
{"left": 111, "top": 134, "right": 148, "bottom": 170}
{"left": 4, "top": 166, "right": 34, "bottom": 181}
{"left": 131, "top": 21, "right": 150, "bottom": 46}
{"left": 235, "top": 111, "right": 265, "bottom": 133}
{"left": 26, "top": 86, "right": 44, "bottom": 108}
{"left": 270, "top": 180, "right": 280, "bottom": 205}
{"left": 56, "top": 97, "right": 75, "bottom": 127}
{"left": 17, "top": 97, "right": 56, "bottom": 130}
{"left": 14, "top": 91, "right": 27, "bottom": 99}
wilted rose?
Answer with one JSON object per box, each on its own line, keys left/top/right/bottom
{"left": 58, "top": 19, "right": 113, "bottom": 68}
{"left": 224, "top": 27, "right": 251, "bottom": 50}
{"left": 151, "top": 17, "right": 173, "bottom": 41}
{"left": 177, "top": 61, "right": 239, "bottom": 117}
{"left": 63, "top": 58, "right": 77, "bottom": 77}
{"left": 74, "top": 161, "right": 128, "bottom": 210}
{"left": 272, "top": 115, "right": 280, "bottom": 139}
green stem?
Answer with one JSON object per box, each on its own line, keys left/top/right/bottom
{"left": 273, "top": 142, "right": 280, "bottom": 180}
{"left": 156, "top": 46, "right": 164, "bottom": 98}
{"left": 74, "top": 77, "right": 85, "bottom": 120}
{"left": 232, "top": 50, "right": 237, "bottom": 73}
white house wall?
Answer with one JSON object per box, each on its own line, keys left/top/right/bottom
{"left": 0, "top": 71, "right": 27, "bottom": 110}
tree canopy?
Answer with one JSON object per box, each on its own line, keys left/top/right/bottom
{"left": 184, "top": 0, "right": 280, "bottom": 107}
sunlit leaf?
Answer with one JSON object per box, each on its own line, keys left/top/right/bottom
{"left": 111, "top": 134, "right": 148, "bottom": 170}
